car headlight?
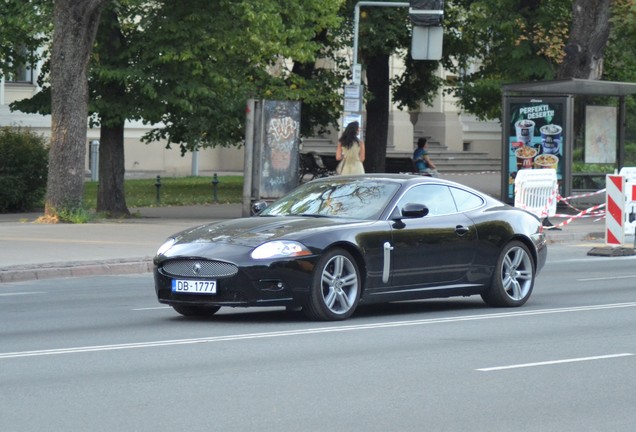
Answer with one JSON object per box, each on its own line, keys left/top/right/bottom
{"left": 251, "top": 240, "right": 312, "bottom": 259}
{"left": 156, "top": 238, "right": 176, "bottom": 256}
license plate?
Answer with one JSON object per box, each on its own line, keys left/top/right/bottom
{"left": 171, "top": 279, "right": 217, "bottom": 294}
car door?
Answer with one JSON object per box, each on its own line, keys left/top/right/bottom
{"left": 388, "top": 184, "right": 478, "bottom": 288}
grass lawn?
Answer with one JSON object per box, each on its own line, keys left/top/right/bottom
{"left": 83, "top": 175, "right": 244, "bottom": 208}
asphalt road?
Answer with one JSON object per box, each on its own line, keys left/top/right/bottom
{"left": 1, "top": 244, "right": 635, "bottom": 432}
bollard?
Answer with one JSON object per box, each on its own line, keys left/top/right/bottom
{"left": 212, "top": 173, "right": 219, "bottom": 203}
{"left": 155, "top": 175, "right": 161, "bottom": 205}
{"left": 90, "top": 140, "right": 99, "bottom": 181}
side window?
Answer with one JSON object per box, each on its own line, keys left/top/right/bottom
{"left": 450, "top": 187, "right": 484, "bottom": 212}
{"left": 396, "top": 184, "right": 457, "bottom": 216}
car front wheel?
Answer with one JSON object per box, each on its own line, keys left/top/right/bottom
{"left": 482, "top": 240, "right": 535, "bottom": 307}
{"left": 304, "top": 248, "right": 361, "bottom": 321}
{"left": 171, "top": 304, "right": 221, "bottom": 317}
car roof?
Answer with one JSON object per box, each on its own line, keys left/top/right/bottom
{"left": 315, "top": 173, "right": 475, "bottom": 189}
{"left": 314, "top": 174, "right": 501, "bottom": 207}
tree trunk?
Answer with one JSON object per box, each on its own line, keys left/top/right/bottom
{"left": 47, "top": 0, "right": 108, "bottom": 218}
{"left": 364, "top": 54, "right": 390, "bottom": 173}
{"left": 95, "top": 5, "right": 130, "bottom": 217}
{"left": 97, "top": 122, "right": 130, "bottom": 217}
{"left": 557, "top": 0, "right": 611, "bottom": 79}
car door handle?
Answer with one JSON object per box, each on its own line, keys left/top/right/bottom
{"left": 382, "top": 242, "right": 393, "bottom": 284}
{"left": 455, "top": 225, "right": 470, "bottom": 236}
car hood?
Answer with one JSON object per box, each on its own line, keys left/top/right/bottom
{"left": 171, "top": 216, "right": 368, "bottom": 248}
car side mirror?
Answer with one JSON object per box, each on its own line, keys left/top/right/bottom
{"left": 251, "top": 201, "right": 268, "bottom": 215}
{"left": 401, "top": 203, "right": 429, "bottom": 219}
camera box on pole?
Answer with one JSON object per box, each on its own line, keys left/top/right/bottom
{"left": 409, "top": 0, "right": 444, "bottom": 60}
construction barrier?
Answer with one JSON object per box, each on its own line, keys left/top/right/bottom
{"left": 513, "top": 168, "right": 636, "bottom": 238}
{"left": 605, "top": 174, "right": 625, "bottom": 246}
{"left": 514, "top": 168, "right": 558, "bottom": 219}
{"left": 619, "top": 167, "right": 636, "bottom": 236}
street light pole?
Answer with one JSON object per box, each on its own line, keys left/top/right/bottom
{"left": 352, "top": 1, "right": 410, "bottom": 81}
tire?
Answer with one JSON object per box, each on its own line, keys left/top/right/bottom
{"left": 171, "top": 304, "right": 221, "bottom": 317}
{"left": 303, "top": 248, "right": 361, "bottom": 321}
{"left": 481, "top": 240, "right": 535, "bottom": 307}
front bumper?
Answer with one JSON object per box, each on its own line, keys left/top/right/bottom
{"left": 154, "top": 256, "right": 319, "bottom": 308}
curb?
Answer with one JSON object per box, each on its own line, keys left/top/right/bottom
{"left": 1, "top": 232, "right": 628, "bottom": 284}
{"left": 0, "top": 258, "right": 153, "bottom": 283}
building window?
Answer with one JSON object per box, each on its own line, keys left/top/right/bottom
{"left": 6, "top": 65, "right": 34, "bottom": 84}
{"left": 6, "top": 47, "right": 34, "bottom": 84}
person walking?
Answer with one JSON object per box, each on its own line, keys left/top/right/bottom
{"left": 413, "top": 137, "right": 439, "bottom": 177}
{"left": 336, "top": 121, "right": 365, "bottom": 175}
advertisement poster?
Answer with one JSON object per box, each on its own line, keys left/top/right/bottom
{"left": 585, "top": 105, "right": 617, "bottom": 164}
{"left": 260, "top": 100, "right": 301, "bottom": 199}
{"left": 504, "top": 97, "right": 568, "bottom": 201}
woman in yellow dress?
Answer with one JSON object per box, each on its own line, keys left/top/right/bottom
{"left": 335, "top": 121, "right": 365, "bottom": 175}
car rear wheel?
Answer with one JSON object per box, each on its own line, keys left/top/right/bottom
{"left": 482, "top": 240, "right": 535, "bottom": 307}
{"left": 171, "top": 304, "right": 221, "bottom": 317}
{"left": 304, "top": 248, "right": 361, "bottom": 321}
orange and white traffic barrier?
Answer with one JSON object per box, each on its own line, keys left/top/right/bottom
{"left": 605, "top": 174, "right": 625, "bottom": 246}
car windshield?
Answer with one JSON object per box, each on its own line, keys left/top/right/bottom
{"left": 260, "top": 178, "right": 401, "bottom": 220}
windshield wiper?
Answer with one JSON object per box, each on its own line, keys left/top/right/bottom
{"left": 296, "top": 213, "right": 331, "bottom": 218}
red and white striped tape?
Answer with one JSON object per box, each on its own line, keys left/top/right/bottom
{"left": 539, "top": 183, "right": 559, "bottom": 219}
{"left": 557, "top": 189, "right": 606, "bottom": 213}
{"left": 546, "top": 203, "right": 606, "bottom": 229}
{"left": 560, "top": 189, "right": 607, "bottom": 201}
{"left": 542, "top": 187, "right": 608, "bottom": 229}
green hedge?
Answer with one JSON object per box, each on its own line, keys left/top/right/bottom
{"left": 0, "top": 127, "right": 49, "bottom": 212}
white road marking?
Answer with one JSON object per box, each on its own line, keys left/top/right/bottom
{"left": 2, "top": 302, "right": 636, "bottom": 360}
{"left": 476, "top": 353, "right": 634, "bottom": 372}
{"left": 577, "top": 275, "right": 636, "bottom": 282}
{"left": 0, "top": 291, "right": 46, "bottom": 297}
{"left": 547, "top": 255, "right": 636, "bottom": 264}
{"left": 132, "top": 306, "right": 171, "bottom": 311}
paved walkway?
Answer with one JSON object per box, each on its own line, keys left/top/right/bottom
{"left": 0, "top": 172, "right": 625, "bottom": 283}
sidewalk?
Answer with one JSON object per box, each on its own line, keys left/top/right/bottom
{"left": 0, "top": 203, "right": 242, "bottom": 283}
{"left": 0, "top": 172, "right": 622, "bottom": 283}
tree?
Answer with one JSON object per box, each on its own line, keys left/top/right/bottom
{"left": 92, "top": 2, "right": 133, "bottom": 217}
{"left": 449, "top": 0, "right": 572, "bottom": 120}
{"left": 557, "top": 0, "right": 611, "bottom": 80}
{"left": 114, "top": 0, "right": 343, "bottom": 215}
{"left": 2, "top": 0, "right": 111, "bottom": 219}
{"left": 46, "top": 0, "right": 110, "bottom": 219}
{"left": 604, "top": 0, "right": 636, "bottom": 84}
{"left": 603, "top": 0, "right": 636, "bottom": 154}
{"left": 0, "top": 0, "right": 50, "bottom": 80}
{"left": 9, "top": 0, "right": 344, "bottom": 217}
{"left": 137, "top": 0, "right": 344, "bottom": 149}
{"left": 447, "top": 0, "right": 630, "bottom": 119}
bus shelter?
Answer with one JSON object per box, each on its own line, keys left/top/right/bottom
{"left": 501, "top": 78, "right": 636, "bottom": 204}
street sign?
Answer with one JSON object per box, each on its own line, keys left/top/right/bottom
{"left": 352, "top": 64, "right": 362, "bottom": 85}
{"left": 343, "top": 84, "right": 364, "bottom": 114}
{"left": 411, "top": 25, "right": 443, "bottom": 60}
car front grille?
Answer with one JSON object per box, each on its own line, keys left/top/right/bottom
{"left": 162, "top": 259, "right": 238, "bottom": 278}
